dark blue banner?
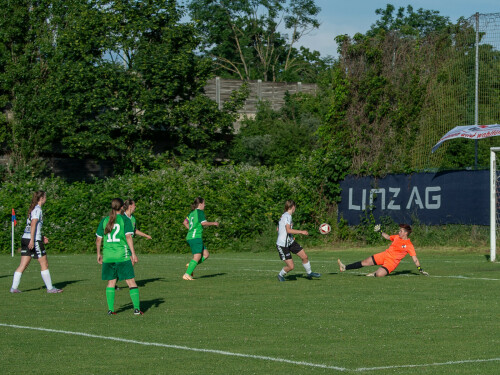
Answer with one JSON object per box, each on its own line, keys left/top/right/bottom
{"left": 338, "top": 171, "right": 489, "bottom": 225}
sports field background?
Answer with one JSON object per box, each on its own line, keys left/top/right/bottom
{"left": 1, "top": 249, "right": 499, "bottom": 374}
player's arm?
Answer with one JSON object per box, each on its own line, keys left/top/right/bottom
{"left": 126, "top": 233, "right": 138, "bottom": 265}
{"left": 411, "top": 255, "right": 429, "bottom": 276}
{"left": 183, "top": 217, "right": 189, "bottom": 229}
{"left": 286, "top": 224, "right": 308, "bottom": 236}
{"left": 374, "top": 225, "right": 390, "bottom": 240}
{"left": 202, "top": 220, "right": 219, "bottom": 227}
{"left": 135, "top": 229, "right": 152, "bottom": 239}
{"left": 96, "top": 236, "right": 103, "bottom": 264}
{"left": 28, "top": 218, "right": 38, "bottom": 249}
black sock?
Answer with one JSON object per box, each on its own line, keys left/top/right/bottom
{"left": 346, "top": 261, "right": 363, "bottom": 270}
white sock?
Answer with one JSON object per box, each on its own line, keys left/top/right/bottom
{"left": 41, "top": 269, "right": 53, "bottom": 290}
{"left": 12, "top": 271, "right": 22, "bottom": 289}
{"left": 279, "top": 268, "right": 287, "bottom": 277}
{"left": 303, "top": 261, "right": 312, "bottom": 274}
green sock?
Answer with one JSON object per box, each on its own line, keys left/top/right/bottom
{"left": 106, "top": 287, "right": 115, "bottom": 312}
{"left": 129, "top": 287, "right": 140, "bottom": 310}
{"left": 198, "top": 256, "right": 206, "bottom": 264}
{"left": 186, "top": 259, "right": 198, "bottom": 275}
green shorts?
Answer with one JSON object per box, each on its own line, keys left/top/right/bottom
{"left": 102, "top": 260, "right": 135, "bottom": 281}
{"left": 187, "top": 238, "right": 206, "bottom": 254}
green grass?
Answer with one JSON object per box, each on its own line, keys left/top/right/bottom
{"left": 1, "top": 249, "right": 499, "bottom": 374}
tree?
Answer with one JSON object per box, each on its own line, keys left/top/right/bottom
{"left": 0, "top": 0, "right": 246, "bottom": 178}
{"left": 187, "top": 0, "right": 321, "bottom": 82}
{"left": 368, "top": 4, "right": 451, "bottom": 37}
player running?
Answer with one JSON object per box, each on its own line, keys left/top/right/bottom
{"left": 337, "top": 223, "right": 429, "bottom": 277}
{"left": 183, "top": 197, "right": 219, "bottom": 281}
{"left": 96, "top": 198, "right": 143, "bottom": 315}
{"left": 10, "top": 190, "right": 63, "bottom": 294}
{"left": 276, "top": 200, "right": 321, "bottom": 281}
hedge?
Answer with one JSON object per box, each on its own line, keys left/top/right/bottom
{"left": 0, "top": 162, "right": 334, "bottom": 254}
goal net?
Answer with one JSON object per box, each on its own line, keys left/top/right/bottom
{"left": 490, "top": 147, "right": 500, "bottom": 262}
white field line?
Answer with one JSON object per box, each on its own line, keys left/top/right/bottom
{"left": 1, "top": 323, "right": 499, "bottom": 373}
{"left": 0, "top": 323, "right": 347, "bottom": 372}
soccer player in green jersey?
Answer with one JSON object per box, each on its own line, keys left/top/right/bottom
{"left": 96, "top": 198, "right": 143, "bottom": 315}
{"left": 123, "top": 199, "right": 152, "bottom": 240}
{"left": 183, "top": 197, "right": 219, "bottom": 281}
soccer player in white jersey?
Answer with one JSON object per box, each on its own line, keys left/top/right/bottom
{"left": 10, "top": 190, "right": 63, "bottom": 293}
{"left": 276, "top": 200, "right": 321, "bottom": 281}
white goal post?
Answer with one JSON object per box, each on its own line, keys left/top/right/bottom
{"left": 490, "top": 147, "right": 500, "bottom": 262}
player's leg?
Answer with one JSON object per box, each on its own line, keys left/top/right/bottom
{"left": 35, "top": 243, "right": 62, "bottom": 293}
{"left": 185, "top": 239, "right": 203, "bottom": 279}
{"left": 339, "top": 254, "right": 378, "bottom": 272}
{"left": 103, "top": 263, "right": 118, "bottom": 314}
{"left": 295, "top": 246, "right": 321, "bottom": 279}
{"left": 11, "top": 255, "right": 31, "bottom": 292}
{"left": 118, "top": 260, "right": 141, "bottom": 314}
{"left": 277, "top": 245, "right": 293, "bottom": 281}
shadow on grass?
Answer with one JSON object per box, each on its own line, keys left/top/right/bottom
{"left": 53, "top": 279, "right": 86, "bottom": 289}
{"left": 116, "top": 298, "right": 165, "bottom": 314}
{"left": 17, "top": 279, "right": 85, "bottom": 292}
{"left": 0, "top": 274, "right": 11, "bottom": 279}
{"left": 115, "top": 277, "right": 166, "bottom": 289}
{"left": 197, "top": 273, "right": 226, "bottom": 279}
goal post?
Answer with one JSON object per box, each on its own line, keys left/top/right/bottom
{"left": 490, "top": 147, "right": 500, "bottom": 262}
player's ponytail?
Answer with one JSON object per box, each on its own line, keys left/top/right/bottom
{"left": 191, "top": 197, "right": 204, "bottom": 211}
{"left": 283, "top": 200, "right": 296, "bottom": 213}
{"left": 105, "top": 198, "right": 124, "bottom": 235}
{"left": 28, "top": 190, "right": 46, "bottom": 216}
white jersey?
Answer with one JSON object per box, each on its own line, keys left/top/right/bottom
{"left": 22, "top": 205, "right": 43, "bottom": 241}
{"left": 276, "top": 212, "right": 294, "bottom": 247}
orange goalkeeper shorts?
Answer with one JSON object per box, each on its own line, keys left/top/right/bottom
{"left": 372, "top": 251, "right": 400, "bottom": 274}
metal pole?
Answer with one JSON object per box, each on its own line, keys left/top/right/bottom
{"left": 474, "top": 12, "right": 479, "bottom": 168}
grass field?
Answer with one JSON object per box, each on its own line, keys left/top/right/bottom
{"left": 1, "top": 249, "right": 499, "bottom": 374}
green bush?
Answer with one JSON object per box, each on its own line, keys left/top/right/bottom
{"left": 0, "top": 162, "right": 335, "bottom": 254}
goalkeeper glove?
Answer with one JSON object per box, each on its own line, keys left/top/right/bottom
{"left": 417, "top": 266, "right": 429, "bottom": 276}
{"left": 374, "top": 224, "right": 381, "bottom": 232}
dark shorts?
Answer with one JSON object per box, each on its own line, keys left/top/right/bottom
{"left": 276, "top": 242, "right": 303, "bottom": 261}
{"left": 21, "top": 238, "right": 46, "bottom": 259}
{"left": 187, "top": 238, "right": 206, "bottom": 254}
{"left": 102, "top": 260, "right": 135, "bottom": 281}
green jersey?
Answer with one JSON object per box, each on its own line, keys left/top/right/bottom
{"left": 125, "top": 213, "right": 137, "bottom": 236}
{"left": 96, "top": 214, "right": 134, "bottom": 263}
{"left": 186, "top": 209, "right": 206, "bottom": 240}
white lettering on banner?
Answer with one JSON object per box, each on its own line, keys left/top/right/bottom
{"left": 406, "top": 187, "right": 424, "bottom": 209}
{"left": 348, "top": 188, "right": 360, "bottom": 210}
{"left": 369, "top": 189, "right": 385, "bottom": 209}
{"left": 347, "top": 186, "right": 441, "bottom": 211}
{"left": 387, "top": 188, "right": 401, "bottom": 210}
{"left": 425, "top": 187, "right": 441, "bottom": 209}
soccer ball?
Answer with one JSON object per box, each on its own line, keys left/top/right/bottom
{"left": 319, "top": 223, "right": 331, "bottom": 234}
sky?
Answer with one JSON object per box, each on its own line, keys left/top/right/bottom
{"left": 298, "top": 0, "right": 500, "bottom": 57}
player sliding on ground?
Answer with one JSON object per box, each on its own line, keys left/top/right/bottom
{"left": 276, "top": 200, "right": 321, "bottom": 281}
{"left": 337, "top": 223, "right": 429, "bottom": 277}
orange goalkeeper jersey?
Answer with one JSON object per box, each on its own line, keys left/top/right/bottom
{"left": 385, "top": 235, "right": 416, "bottom": 261}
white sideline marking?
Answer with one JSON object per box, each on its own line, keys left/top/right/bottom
{"left": 0, "top": 323, "right": 346, "bottom": 372}
{"left": 1, "top": 323, "right": 499, "bottom": 372}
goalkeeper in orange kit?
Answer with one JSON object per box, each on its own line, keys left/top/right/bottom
{"left": 337, "top": 223, "right": 429, "bottom": 277}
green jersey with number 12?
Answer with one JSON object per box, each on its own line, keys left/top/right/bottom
{"left": 96, "top": 214, "right": 134, "bottom": 263}
{"left": 186, "top": 209, "right": 206, "bottom": 240}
